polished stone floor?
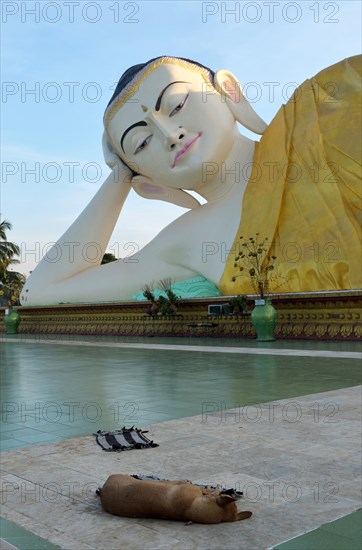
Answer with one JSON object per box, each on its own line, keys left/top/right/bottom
{"left": 1, "top": 336, "right": 361, "bottom": 451}
{"left": 0, "top": 335, "right": 361, "bottom": 549}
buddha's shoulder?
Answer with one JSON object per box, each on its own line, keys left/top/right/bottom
{"left": 312, "top": 55, "right": 362, "bottom": 84}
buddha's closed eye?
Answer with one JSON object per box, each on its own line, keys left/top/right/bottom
{"left": 170, "top": 94, "right": 189, "bottom": 116}
{"left": 134, "top": 135, "right": 152, "bottom": 155}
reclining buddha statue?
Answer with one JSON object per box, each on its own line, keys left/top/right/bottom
{"left": 21, "top": 54, "right": 361, "bottom": 305}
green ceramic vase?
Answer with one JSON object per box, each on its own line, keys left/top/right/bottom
{"left": 251, "top": 299, "right": 278, "bottom": 341}
{"left": 4, "top": 309, "right": 20, "bottom": 334}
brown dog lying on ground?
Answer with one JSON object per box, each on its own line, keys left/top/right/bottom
{"left": 97, "top": 475, "right": 252, "bottom": 524}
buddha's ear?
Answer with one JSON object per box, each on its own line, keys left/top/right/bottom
{"left": 132, "top": 175, "right": 200, "bottom": 209}
{"left": 214, "top": 70, "right": 267, "bottom": 135}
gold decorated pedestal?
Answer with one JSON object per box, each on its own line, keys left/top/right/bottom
{"left": 1, "top": 291, "right": 361, "bottom": 340}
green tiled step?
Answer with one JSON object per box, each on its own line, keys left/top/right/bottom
{"left": 0, "top": 517, "right": 60, "bottom": 549}
{"left": 274, "top": 509, "right": 362, "bottom": 549}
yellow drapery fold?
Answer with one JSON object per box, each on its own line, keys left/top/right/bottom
{"left": 219, "top": 55, "right": 362, "bottom": 294}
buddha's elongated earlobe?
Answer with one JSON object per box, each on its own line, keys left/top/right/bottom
{"left": 214, "top": 70, "right": 267, "bottom": 135}
{"left": 132, "top": 176, "right": 200, "bottom": 209}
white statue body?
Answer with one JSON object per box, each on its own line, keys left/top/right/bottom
{"left": 21, "top": 58, "right": 266, "bottom": 305}
{"left": 22, "top": 54, "right": 361, "bottom": 304}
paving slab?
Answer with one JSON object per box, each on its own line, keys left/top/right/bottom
{"left": 1, "top": 386, "right": 361, "bottom": 549}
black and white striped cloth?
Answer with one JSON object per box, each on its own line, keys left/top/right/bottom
{"left": 94, "top": 427, "right": 159, "bottom": 452}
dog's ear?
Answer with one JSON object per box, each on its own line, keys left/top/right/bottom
{"left": 237, "top": 511, "right": 253, "bottom": 521}
{"left": 216, "top": 494, "right": 237, "bottom": 507}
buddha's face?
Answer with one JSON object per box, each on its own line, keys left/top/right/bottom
{"left": 106, "top": 63, "right": 237, "bottom": 190}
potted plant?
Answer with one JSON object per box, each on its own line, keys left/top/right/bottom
{"left": 229, "top": 294, "right": 248, "bottom": 315}
{"left": 158, "top": 278, "right": 179, "bottom": 316}
{"left": 3, "top": 304, "right": 20, "bottom": 334}
{"left": 142, "top": 284, "right": 159, "bottom": 316}
{"left": 233, "top": 235, "right": 278, "bottom": 341}
{"left": 142, "top": 279, "right": 180, "bottom": 317}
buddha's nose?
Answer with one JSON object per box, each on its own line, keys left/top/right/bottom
{"left": 167, "top": 126, "right": 185, "bottom": 150}
{"left": 147, "top": 114, "right": 185, "bottom": 146}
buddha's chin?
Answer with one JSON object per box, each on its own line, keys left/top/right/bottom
{"left": 163, "top": 170, "right": 206, "bottom": 191}
{"left": 165, "top": 160, "right": 204, "bottom": 186}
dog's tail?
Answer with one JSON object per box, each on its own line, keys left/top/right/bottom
{"left": 96, "top": 487, "right": 102, "bottom": 496}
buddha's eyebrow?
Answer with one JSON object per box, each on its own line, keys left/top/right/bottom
{"left": 155, "top": 81, "right": 189, "bottom": 111}
{"left": 121, "top": 121, "right": 147, "bottom": 153}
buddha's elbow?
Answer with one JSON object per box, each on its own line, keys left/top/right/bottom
{"left": 19, "top": 279, "right": 57, "bottom": 306}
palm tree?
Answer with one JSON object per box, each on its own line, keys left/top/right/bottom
{"left": 0, "top": 219, "right": 20, "bottom": 276}
{"left": 0, "top": 219, "right": 24, "bottom": 305}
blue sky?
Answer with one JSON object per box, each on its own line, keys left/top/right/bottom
{"left": 1, "top": 0, "right": 361, "bottom": 275}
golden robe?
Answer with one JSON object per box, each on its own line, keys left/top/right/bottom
{"left": 219, "top": 55, "right": 362, "bottom": 294}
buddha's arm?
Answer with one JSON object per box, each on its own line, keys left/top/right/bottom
{"left": 21, "top": 204, "right": 203, "bottom": 305}
{"left": 21, "top": 166, "right": 132, "bottom": 302}
{"left": 22, "top": 230, "right": 197, "bottom": 306}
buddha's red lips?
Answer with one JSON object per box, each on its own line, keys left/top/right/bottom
{"left": 172, "top": 133, "right": 201, "bottom": 168}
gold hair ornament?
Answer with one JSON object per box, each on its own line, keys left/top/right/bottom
{"left": 104, "top": 57, "right": 214, "bottom": 127}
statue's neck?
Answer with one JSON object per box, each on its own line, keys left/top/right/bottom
{"left": 195, "top": 132, "right": 255, "bottom": 202}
